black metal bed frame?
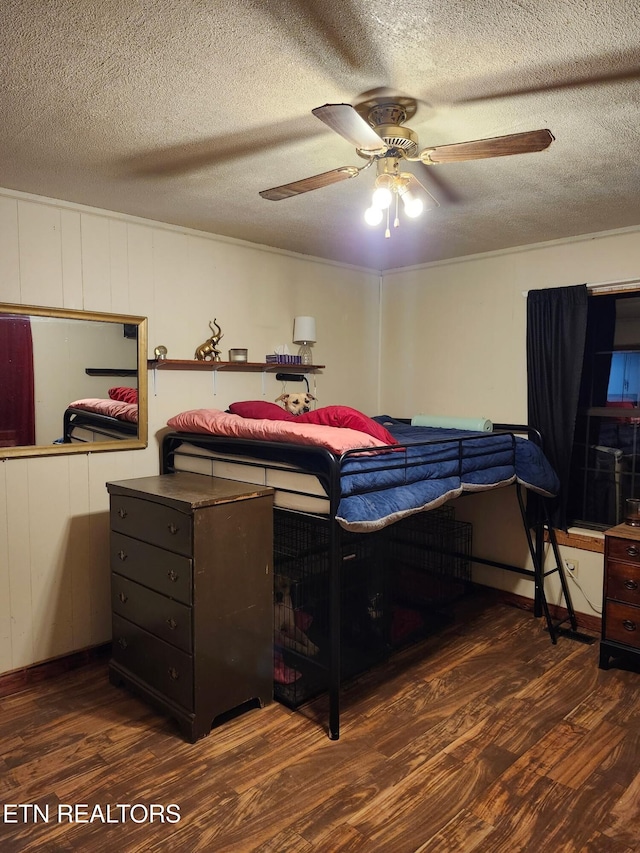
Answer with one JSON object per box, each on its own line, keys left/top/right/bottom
{"left": 160, "top": 422, "right": 579, "bottom": 740}
{"left": 63, "top": 406, "right": 138, "bottom": 443}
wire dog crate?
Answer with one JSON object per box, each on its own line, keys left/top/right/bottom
{"left": 272, "top": 506, "right": 472, "bottom": 708}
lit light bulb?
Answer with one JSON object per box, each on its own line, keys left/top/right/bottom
{"left": 401, "top": 190, "right": 424, "bottom": 218}
{"left": 371, "top": 186, "right": 393, "bottom": 210}
{"left": 364, "top": 206, "right": 383, "bottom": 226}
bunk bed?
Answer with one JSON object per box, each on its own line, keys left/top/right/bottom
{"left": 63, "top": 397, "right": 138, "bottom": 444}
{"left": 160, "top": 408, "right": 577, "bottom": 739}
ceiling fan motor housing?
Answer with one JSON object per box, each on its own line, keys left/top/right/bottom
{"left": 375, "top": 123, "right": 418, "bottom": 157}
{"left": 356, "top": 123, "right": 419, "bottom": 160}
{"left": 367, "top": 101, "right": 419, "bottom": 157}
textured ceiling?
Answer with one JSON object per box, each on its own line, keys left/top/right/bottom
{"left": 1, "top": 0, "right": 640, "bottom": 272}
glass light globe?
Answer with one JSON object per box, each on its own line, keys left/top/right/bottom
{"left": 364, "top": 206, "right": 383, "bottom": 226}
{"left": 371, "top": 186, "right": 393, "bottom": 209}
{"left": 402, "top": 193, "right": 424, "bottom": 218}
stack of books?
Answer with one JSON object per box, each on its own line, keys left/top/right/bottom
{"left": 265, "top": 354, "right": 302, "bottom": 364}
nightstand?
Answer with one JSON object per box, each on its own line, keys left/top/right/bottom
{"left": 600, "top": 522, "right": 640, "bottom": 670}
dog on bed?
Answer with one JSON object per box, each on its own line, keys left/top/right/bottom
{"left": 275, "top": 392, "right": 316, "bottom": 416}
{"left": 274, "top": 574, "right": 319, "bottom": 657}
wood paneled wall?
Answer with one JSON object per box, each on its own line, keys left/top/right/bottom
{"left": 0, "top": 188, "right": 380, "bottom": 675}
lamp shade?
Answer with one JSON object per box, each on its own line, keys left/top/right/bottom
{"left": 293, "top": 316, "right": 316, "bottom": 344}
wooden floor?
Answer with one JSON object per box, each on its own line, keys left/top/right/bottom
{"left": 2, "top": 595, "right": 640, "bottom": 853}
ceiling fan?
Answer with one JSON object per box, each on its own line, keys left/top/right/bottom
{"left": 259, "top": 97, "right": 554, "bottom": 226}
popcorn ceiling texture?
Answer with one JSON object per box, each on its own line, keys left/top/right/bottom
{"left": 0, "top": 0, "right": 639, "bottom": 271}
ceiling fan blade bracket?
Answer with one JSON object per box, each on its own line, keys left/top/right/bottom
{"left": 419, "top": 150, "right": 437, "bottom": 166}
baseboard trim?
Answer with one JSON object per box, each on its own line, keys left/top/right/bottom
{"left": 0, "top": 643, "right": 110, "bottom": 698}
{"left": 496, "top": 589, "right": 601, "bottom": 635}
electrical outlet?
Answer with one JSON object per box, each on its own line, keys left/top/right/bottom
{"left": 565, "top": 559, "right": 579, "bottom": 577}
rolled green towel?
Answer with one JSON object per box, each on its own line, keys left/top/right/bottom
{"left": 411, "top": 414, "right": 493, "bottom": 432}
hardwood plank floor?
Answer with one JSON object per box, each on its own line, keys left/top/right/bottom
{"left": 1, "top": 594, "right": 639, "bottom": 853}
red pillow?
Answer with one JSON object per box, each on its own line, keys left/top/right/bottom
{"left": 108, "top": 386, "right": 138, "bottom": 404}
{"left": 228, "top": 400, "right": 295, "bottom": 421}
{"left": 296, "top": 406, "right": 398, "bottom": 445}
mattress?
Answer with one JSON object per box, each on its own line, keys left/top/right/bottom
{"left": 67, "top": 425, "right": 134, "bottom": 444}
{"left": 171, "top": 441, "right": 331, "bottom": 514}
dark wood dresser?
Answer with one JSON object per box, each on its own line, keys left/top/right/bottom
{"left": 600, "top": 522, "right": 640, "bottom": 670}
{"left": 106, "top": 472, "right": 274, "bottom": 741}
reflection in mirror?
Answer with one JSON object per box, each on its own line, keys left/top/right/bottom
{"left": 0, "top": 304, "right": 148, "bottom": 459}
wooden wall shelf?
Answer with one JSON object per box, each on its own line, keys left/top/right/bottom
{"left": 147, "top": 359, "right": 323, "bottom": 373}
{"left": 86, "top": 368, "right": 137, "bottom": 376}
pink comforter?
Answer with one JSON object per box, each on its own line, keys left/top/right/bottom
{"left": 68, "top": 398, "right": 138, "bottom": 423}
{"left": 166, "top": 408, "right": 389, "bottom": 454}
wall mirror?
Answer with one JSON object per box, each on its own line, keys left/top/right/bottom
{"left": 0, "top": 304, "right": 148, "bottom": 459}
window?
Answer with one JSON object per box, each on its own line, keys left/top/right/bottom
{"left": 568, "top": 294, "right": 640, "bottom": 529}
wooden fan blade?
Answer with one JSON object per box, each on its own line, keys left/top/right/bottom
{"left": 403, "top": 173, "right": 440, "bottom": 209}
{"left": 312, "top": 104, "right": 388, "bottom": 153}
{"left": 420, "top": 129, "right": 554, "bottom": 164}
{"left": 259, "top": 166, "right": 359, "bottom": 200}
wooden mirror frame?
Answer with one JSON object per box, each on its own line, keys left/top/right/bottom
{"left": 0, "top": 304, "right": 148, "bottom": 459}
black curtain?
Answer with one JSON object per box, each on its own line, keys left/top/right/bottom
{"left": 527, "top": 285, "right": 589, "bottom": 530}
{"left": 578, "top": 294, "right": 617, "bottom": 409}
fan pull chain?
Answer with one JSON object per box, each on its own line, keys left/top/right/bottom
{"left": 394, "top": 193, "right": 400, "bottom": 228}
{"left": 385, "top": 205, "right": 390, "bottom": 239}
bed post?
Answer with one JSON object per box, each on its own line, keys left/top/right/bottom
{"left": 328, "top": 457, "right": 342, "bottom": 740}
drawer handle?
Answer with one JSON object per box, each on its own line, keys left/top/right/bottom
{"left": 168, "top": 523, "right": 179, "bottom": 535}
{"left": 117, "top": 550, "right": 128, "bottom": 562}
{"left": 168, "top": 667, "right": 179, "bottom": 680}
{"left": 117, "top": 508, "right": 128, "bottom": 519}
{"left": 118, "top": 592, "right": 128, "bottom": 604}
{"left": 626, "top": 546, "right": 640, "bottom": 557}
{"left": 167, "top": 570, "right": 179, "bottom": 583}
{"left": 623, "top": 619, "right": 637, "bottom": 632}
{"left": 624, "top": 579, "right": 639, "bottom": 591}
{"left": 166, "top": 617, "right": 177, "bottom": 630}
{"left": 118, "top": 637, "right": 128, "bottom": 649}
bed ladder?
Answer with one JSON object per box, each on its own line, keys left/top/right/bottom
{"left": 468, "top": 484, "right": 580, "bottom": 643}
{"left": 516, "top": 484, "right": 580, "bottom": 643}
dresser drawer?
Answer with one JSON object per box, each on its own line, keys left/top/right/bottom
{"left": 110, "top": 532, "right": 192, "bottom": 604}
{"left": 110, "top": 495, "right": 192, "bottom": 555}
{"left": 112, "top": 574, "right": 192, "bottom": 653}
{"left": 112, "top": 614, "right": 194, "bottom": 709}
{"left": 604, "top": 601, "right": 640, "bottom": 649}
{"left": 607, "top": 560, "right": 640, "bottom": 606}
{"left": 607, "top": 536, "right": 640, "bottom": 566}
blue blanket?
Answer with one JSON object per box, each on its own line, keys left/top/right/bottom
{"left": 335, "top": 418, "right": 559, "bottom": 532}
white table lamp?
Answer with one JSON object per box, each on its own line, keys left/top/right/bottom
{"left": 293, "top": 316, "right": 316, "bottom": 365}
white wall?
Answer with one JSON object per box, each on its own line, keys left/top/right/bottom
{"left": 0, "top": 188, "right": 380, "bottom": 675}
{"left": 380, "top": 226, "right": 640, "bottom": 618}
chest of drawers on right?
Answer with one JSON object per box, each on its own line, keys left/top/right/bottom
{"left": 600, "top": 523, "right": 640, "bottom": 670}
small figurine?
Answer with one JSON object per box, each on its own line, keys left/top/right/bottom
{"left": 194, "top": 319, "right": 224, "bottom": 361}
